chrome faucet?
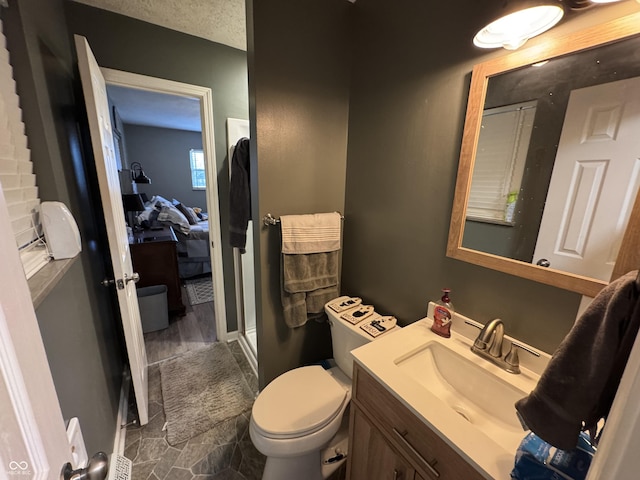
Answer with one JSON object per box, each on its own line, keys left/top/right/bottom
{"left": 468, "top": 319, "right": 521, "bottom": 374}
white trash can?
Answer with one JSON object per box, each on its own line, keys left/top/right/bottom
{"left": 137, "top": 285, "right": 169, "bottom": 333}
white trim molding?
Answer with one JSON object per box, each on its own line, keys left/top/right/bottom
{"left": 0, "top": 305, "right": 48, "bottom": 479}
{"left": 100, "top": 67, "right": 228, "bottom": 343}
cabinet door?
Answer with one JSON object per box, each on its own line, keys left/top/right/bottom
{"left": 353, "top": 365, "right": 486, "bottom": 480}
{"left": 349, "top": 406, "right": 415, "bottom": 480}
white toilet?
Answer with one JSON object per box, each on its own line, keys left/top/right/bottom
{"left": 249, "top": 296, "right": 398, "bottom": 480}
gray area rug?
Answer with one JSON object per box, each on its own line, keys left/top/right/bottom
{"left": 185, "top": 276, "right": 214, "bottom": 305}
{"left": 160, "top": 343, "right": 255, "bottom": 445}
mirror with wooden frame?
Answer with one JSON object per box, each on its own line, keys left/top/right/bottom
{"left": 447, "top": 12, "right": 640, "bottom": 297}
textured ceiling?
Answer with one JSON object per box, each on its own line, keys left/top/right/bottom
{"left": 74, "top": 0, "right": 245, "bottom": 130}
{"left": 72, "top": 0, "right": 247, "bottom": 51}
{"left": 78, "top": 0, "right": 355, "bottom": 130}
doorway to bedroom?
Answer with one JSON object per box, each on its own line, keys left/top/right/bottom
{"left": 103, "top": 69, "right": 229, "bottom": 365}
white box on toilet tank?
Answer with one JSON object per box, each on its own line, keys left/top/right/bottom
{"left": 41, "top": 201, "right": 82, "bottom": 259}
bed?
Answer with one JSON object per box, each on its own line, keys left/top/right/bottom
{"left": 173, "top": 220, "right": 211, "bottom": 279}
{"left": 137, "top": 195, "right": 211, "bottom": 279}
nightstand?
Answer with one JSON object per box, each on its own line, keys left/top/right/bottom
{"left": 129, "top": 226, "right": 186, "bottom": 316}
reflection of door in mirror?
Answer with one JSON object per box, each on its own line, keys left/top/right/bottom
{"left": 533, "top": 77, "right": 640, "bottom": 281}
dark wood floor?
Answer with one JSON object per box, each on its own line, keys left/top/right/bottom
{"left": 144, "top": 286, "right": 217, "bottom": 364}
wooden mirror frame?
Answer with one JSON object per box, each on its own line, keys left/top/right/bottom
{"left": 447, "top": 12, "right": 640, "bottom": 297}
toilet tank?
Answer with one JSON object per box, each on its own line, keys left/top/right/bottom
{"left": 325, "top": 297, "right": 398, "bottom": 379}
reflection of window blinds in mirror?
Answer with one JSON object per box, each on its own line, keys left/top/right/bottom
{"left": 468, "top": 101, "right": 537, "bottom": 224}
{"left": 0, "top": 20, "right": 48, "bottom": 278}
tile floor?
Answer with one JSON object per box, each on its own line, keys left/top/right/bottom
{"left": 124, "top": 341, "right": 264, "bottom": 480}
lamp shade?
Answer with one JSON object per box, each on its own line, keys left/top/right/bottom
{"left": 122, "top": 193, "right": 145, "bottom": 212}
{"left": 474, "top": 1, "right": 564, "bottom": 50}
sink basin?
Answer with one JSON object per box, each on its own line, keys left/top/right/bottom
{"left": 395, "top": 340, "right": 529, "bottom": 451}
{"left": 351, "top": 313, "right": 550, "bottom": 479}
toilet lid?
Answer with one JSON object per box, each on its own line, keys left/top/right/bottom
{"left": 252, "top": 365, "right": 347, "bottom": 437}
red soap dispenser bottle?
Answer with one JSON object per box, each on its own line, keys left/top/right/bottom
{"left": 431, "top": 288, "right": 454, "bottom": 338}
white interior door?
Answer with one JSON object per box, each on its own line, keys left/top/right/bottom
{"left": 533, "top": 77, "right": 640, "bottom": 281}
{"left": 0, "top": 192, "right": 71, "bottom": 478}
{"left": 74, "top": 35, "right": 149, "bottom": 425}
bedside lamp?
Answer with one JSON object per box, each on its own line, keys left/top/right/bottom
{"left": 122, "top": 193, "right": 145, "bottom": 230}
{"left": 130, "top": 162, "right": 152, "bottom": 184}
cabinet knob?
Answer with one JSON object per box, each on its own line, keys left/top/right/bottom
{"left": 393, "top": 469, "right": 402, "bottom": 480}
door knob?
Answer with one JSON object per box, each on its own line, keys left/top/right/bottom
{"left": 61, "top": 452, "right": 108, "bottom": 480}
{"left": 125, "top": 272, "right": 140, "bottom": 284}
{"left": 536, "top": 258, "right": 551, "bottom": 267}
{"left": 100, "top": 278, "right": 115, "bottom": 287}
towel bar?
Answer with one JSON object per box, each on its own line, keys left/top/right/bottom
{"left": 262, "top": 212, "right": 344, "bottom": 226}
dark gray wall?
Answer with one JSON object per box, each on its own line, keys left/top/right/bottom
{"left": 124, "top": 124, "right": 206, "bottom": 209}
{"left": 35, "top": 261, "right": 123, "bottom": 455}
{"left": 247, "top": 0, "right": 352, "bottom": 386}
{"left": 64, "top": 0, "right": 250, "bottom": 332}
{"left": 2, "top": 0, "right": 124, "bottom": 454}
{"left": 342, "top": 0, "right": 636, "bottom": 353}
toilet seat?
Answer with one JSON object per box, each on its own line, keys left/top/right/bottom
{"left": 252, "top": 365, "right": 348, "bottom": 439}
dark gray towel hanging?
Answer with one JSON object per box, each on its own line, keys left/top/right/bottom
{"left": 229, "top": 137, "right": 251, "bottom": 253}
{"left": 515, "top": 270, "right": 640, "bottom": 450}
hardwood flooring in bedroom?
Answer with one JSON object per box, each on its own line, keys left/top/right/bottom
{"left": 144, "top": 285, "right": 216, "bottom": 365}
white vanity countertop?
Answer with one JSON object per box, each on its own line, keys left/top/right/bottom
{"left": 351, "top": 309, "right": 550, "bottom": 480}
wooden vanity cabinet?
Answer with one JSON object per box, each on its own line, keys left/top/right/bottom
{"left": 347, "top": 364, "right": 486, "bottom": 480}
{"left": 350, "top": 406, "right": 417, "bottom": 480}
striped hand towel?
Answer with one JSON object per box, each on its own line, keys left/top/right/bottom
{"left": 280, "top": 212, "right": 341, "bottom": 254}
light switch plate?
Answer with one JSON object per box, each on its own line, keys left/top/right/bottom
{"left": 66, "top": 417, "right": 88, "bottom": 469}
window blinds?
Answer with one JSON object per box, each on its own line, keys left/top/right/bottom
{"left": 468, "top": 101, "right": 537, "bottom": 224}
{"left": 0, "top": 21, "right": 48, "bottom": 278}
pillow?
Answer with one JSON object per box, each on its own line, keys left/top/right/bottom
{"left": 137, "top": 203, "right": 158, "bottom": 224}
{"left": 149, "top": 195, "right": 172, "bottom": 207}
{"left": 186, "top": 206, "right": 201, "bottom": 224}
{"left": 157, "top": 205, "right": 190, "bottom": 234}
{"left": 175, "top": 203, "right": 199, "bottom": 225}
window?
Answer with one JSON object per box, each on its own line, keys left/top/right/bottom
{"left": 189, "top": 149, "right": 206, "bottom": 190}
{"left": 467, "top": 101, "right": 537, "bottom": 225}
{"left": 0, "top": 21, "right": 49, "bottom": 278}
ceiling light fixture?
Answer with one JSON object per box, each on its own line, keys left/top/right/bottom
{"left": 474, "top": 1, "right": 565, "bottom": 50}
{"left": 565, "top": 0, "right": 625, "bottom": 7}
